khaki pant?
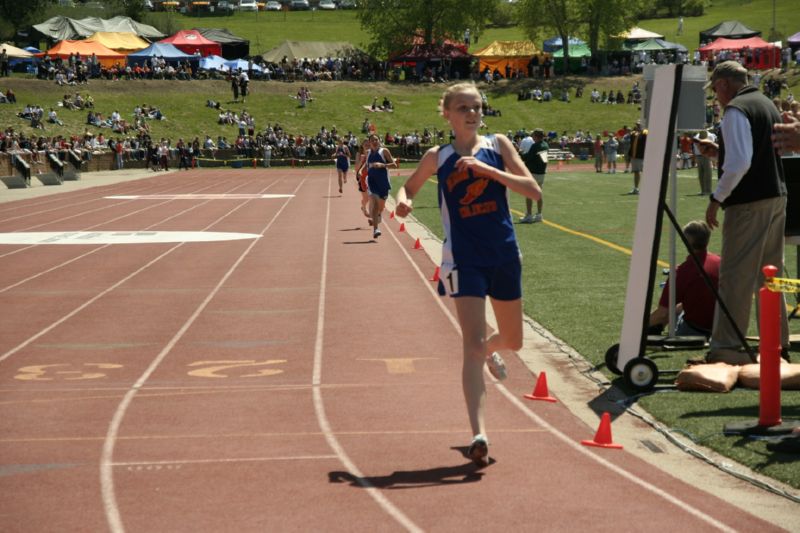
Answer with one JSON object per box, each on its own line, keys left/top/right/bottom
{"left": 710, "top": 196, "right": 789, "bottom": 357}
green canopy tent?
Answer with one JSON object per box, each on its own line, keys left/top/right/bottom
{"left": 552, "top": 43, "right": 591, "bottom": 74}
{"left": 625, "top": 38, "right": 687, "bottom": 52}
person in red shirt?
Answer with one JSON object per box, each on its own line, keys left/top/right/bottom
{"left": 649, "top": 220, "right": 720, "bottom": 338}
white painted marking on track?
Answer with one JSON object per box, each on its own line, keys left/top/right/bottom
{"left": 385, "top": 219, "right": 737, "bottom": 532}
{"left": 113, "top": 455, "right": 337, "bottom": 466}
{"left": 312, "top": 173, "right": 423, "bottom": 533}
{"left": 100, "top": 180, "right": 303, "bottom": 533}
{"left": 106, "top": 194, "right": 294, "bottom": 200}
{"left": 0, "top": 231, "right": 260, "bottom": 245}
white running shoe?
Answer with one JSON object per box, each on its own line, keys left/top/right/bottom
{"left": 486, "top": 352, "right": 508, "bottom": 380}
{"left": 532, "top": 213, "right": 543, "bottom": 223}
{"left": 373, "top": 228, "right": 381, "bottom": 239}
{"left": 519, "top": 214, "right": 534, "bottom": 224}
{"left": 468, "top": 434, "right": 489, "bottom": 467}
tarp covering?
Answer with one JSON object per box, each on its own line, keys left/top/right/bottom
{"left": 552, "top": 43, "right": 591, "bottom": 57}
{"left": 85, "top": 32, "right": 149, "bottom": 53}
{"left": 41, "top": 39, "right": 125, "bottom": 68}
{"left": 542, "top": 36, "right": 585, "bottom": 53}
{"left": 626, "top": 38, "right": 687, "bottom": 52}
{"left": 473, "top": 40, "right": 540, "bottom": 75}
{"left": 159, "top": 30, "right": 221, "bottom": 57}
{"left": 699, "top": 20, "right": 760, "bottom": 45}
{"left": 0, "top": 42, "right": 35, "bottom": 59}
{"left": 699, "top": 36, "right": 779, "bottom": 69}
{"left": 262, "top": 41, "right": 361, "bottom": 63}
{"left": 225, "top": 58, "right": 262, "bottom": 72}
{"left": 194, "top": 28, "right": 250, "bottom": 59}
{"left": 618, "top": 26, "right": 664, "bottom": 41}
{"left": 127, "top": 42, "right": 196, "bottom": 66}
{"left": 33, "top": 15, "right": 165, "bottom": 41}
{"left": 788, "top": 31, "right": 800, "bottom": 48}
{"left": 198, "top": 54, "right": 226, "bottom": 70}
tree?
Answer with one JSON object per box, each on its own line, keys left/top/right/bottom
{"left": 583, "top": 0, "right": 641, "bottom": 55}
{"left": 517, "top": 0, "right": 583, "bottom": 72}
{"left": 517, "top": 0, "right": 642, "bottom": 71}
{"left": 356, "top": 0, "right": 498, "bottom": 58}
{"left": 0, "top": 0, "right": 49, "bottom": 40}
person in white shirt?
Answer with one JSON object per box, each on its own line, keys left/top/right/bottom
{"left": 696, "top": 61, "right": 789, "bottom": 365}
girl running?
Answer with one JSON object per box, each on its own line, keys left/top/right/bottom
{"left": 354, "top": 139, "right": 371, "bottom": 221}
{"left": 395, "top": 83, "right": 541, "bottom": 467}
{"left": 365, "top": 134, "right": 397, "bottom": 239}
{"left": 334, "top": 138, "right": 351, "bottom": 194}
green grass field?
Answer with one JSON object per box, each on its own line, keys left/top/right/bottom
{"left": 389, "top": 167, "right": 800, "bottom": 492}
{"left": 3, "top": 0, "right": 800, "bottom": 494}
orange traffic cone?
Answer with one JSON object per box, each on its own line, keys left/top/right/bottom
{"left": 523, "top": 372, "right": 557, "bottom": 403}
{"left": 413, "top": 238, "right": 422, "bottom": 250}
{"left": 581, "top": 412, "right": 623, "bottom": 449}
{"left": 390, "top": 210, "right": 395, "bottom": 219}
{"left": 429, "top": 266, "right": 440, "bottom": 282}
{"left": 398, "top": 222, "right": 406, "bottom": 232}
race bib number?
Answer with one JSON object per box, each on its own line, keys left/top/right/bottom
{"left": 440, "top": 264, "right": 459, "bottom": 296}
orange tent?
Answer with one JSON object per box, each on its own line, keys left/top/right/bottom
{"left": 473, "top": 40, "right": 541, "bottom": 76}
{"left": 42, "top": 39, "right": 125, "bottom": 68}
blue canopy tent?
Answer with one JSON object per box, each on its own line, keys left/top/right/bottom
{"left": 542, "top": 36, "right": 586, "bottom": 53}
{"left": 199, "top": 54, "right": 226, "bottom": 71}
{"left": 224, "top": 58, "right": 261, "bottom": 72}
{"left": 127, "top": 42, "right": 196, "bottom": 66}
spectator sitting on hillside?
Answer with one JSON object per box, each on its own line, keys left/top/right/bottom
{"left": 5, "top": 88, "right": 15, "bottom": 104}
{"left": 47, "top": 108, "right": 63, "bottom": 126}
{"left": 560, "top": 88, "right": 569, "bottom": 102}
{"left": 542, "top": 89, "right": 552, "bottom": 101}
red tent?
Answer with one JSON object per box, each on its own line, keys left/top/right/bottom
{"left": 698, "top": 36, "right": 780, "bottom": 69}
{"left": 158, "top": 30, "right": 221, "bottom": 57}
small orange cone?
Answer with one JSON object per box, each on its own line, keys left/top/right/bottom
{"left": 398, "top": 222, "right": 406, "bottom": 232}
{"left": 390, "top": 210, "right": 395, "bottom": 219}
{"left": 581, "top": 412, "right": 623, "bottom": 449}
{"left": 429, "top": 266, "right": 440, "bottom": 282}
{"left": 413, "top": 238, "right": 422, "bottom": 250}
{"left": 523, "top": 372, "right": 557, "bottom": 403}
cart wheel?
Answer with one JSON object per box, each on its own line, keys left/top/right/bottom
{"left": 604, "top": 344, "right": 622, "bottom": 375}
{"left": 623, "top": 357, "right": 659, "bottom": 392}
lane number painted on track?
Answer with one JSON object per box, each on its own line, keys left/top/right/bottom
{"left": 358, "top": 357, "right": 437, "bottom": 374}
{"left": 15, "top": 363, "right": 123, "bottom": 381}
{"left": 186, "top": 360, "right": 287, "bottom": 378}
{"left": 0, "top": 231, "right": 261, "bottom": 245}
{"left": 12, "top": 360, "right": 286, "bottom": 381}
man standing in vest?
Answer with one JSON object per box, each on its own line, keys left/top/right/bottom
{"left": 697, "top": 61, "right": 789, "bottom": 364}
{"left": 628, "top": 119, "right": 647, "bottom": 194}
{"left": 519, "top": 128, "right": 549, "bottom": 223}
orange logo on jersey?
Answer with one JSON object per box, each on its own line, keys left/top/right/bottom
{"left": 445, "top": 168, "right": 470, "bottom": 192}
{"left": 460, "top": 178, "right": 489, "bottom": 205}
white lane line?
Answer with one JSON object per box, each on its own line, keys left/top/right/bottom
{"left": 113, "top": 455, "right": 338, "bottom": 467}
{"left": 0, "top": 179, "right": 238, "bottom": 268}
{"left": 0, "top": 180, "right": 274, "bottom": 359}
{"left": 384, "top": 218, "right": 736, "bottom": 533}
{"left": 100, "top": 179, "right": 305, "bottom": 533}
{"left": 312, "top": 173, "right": 423, "bottom": 533}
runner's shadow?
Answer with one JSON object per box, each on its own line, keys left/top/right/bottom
{"left": 329, "top": 462, "right": 484, "bottom": 489}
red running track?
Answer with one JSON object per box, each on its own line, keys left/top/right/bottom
{"left": 0, "top": 168, "right": 788, "bottom": 532}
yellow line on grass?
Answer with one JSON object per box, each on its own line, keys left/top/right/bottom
{"left": 423, "top": 176, "right": 669, "bottom": 268}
